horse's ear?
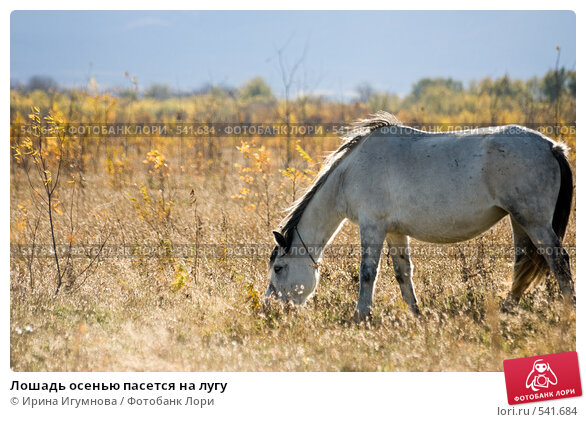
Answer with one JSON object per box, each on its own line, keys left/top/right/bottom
{"left": 273, "top": 231, "right": 287, "bottom": 248}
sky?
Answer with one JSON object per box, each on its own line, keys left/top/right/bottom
{"left": 10, "top": 10, "right": 576, "bottom": 98}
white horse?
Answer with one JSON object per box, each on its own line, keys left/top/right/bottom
{"left": 267, "top": 112, "right": 574, "bottom": 319}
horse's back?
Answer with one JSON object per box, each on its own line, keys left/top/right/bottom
{"left": 337, "top": 125, "right": 561, "bottom": 242}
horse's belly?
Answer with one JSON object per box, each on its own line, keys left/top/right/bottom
{"left": 401, "top": 206, "right": 507, "bottom": 243}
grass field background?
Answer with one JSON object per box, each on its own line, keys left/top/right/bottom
{"left": 10, "top": 73, "right": 576, "bottom": 371}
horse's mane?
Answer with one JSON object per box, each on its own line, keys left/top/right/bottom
{"left": 274, "top": 111, "right": 401, "bottom": 251}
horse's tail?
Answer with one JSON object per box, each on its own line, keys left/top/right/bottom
{"left": 551, "top": 143, "right": 573, "bottom": 241}
{"left": 516, "top": 143, "right": 573, "bottom": 286}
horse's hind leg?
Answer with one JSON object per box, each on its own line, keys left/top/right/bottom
{"left": 502, "top": 220, "right": 543, "bottom": 311}
{"left": 520, "top": 224, "right": 575, "bottom": 303}
{"left": 386, "top": 233, "right": 420, "bottom": 314}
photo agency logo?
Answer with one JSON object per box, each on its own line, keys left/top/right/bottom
{"left": 503, "top": 352, "right": 582, "bottom": 405}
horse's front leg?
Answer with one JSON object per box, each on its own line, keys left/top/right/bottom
{"left": 355, "top": 221, "right": 386, "bottom": 321}
{"left": 386, "top": 233, "right": 420, "bottom": 315}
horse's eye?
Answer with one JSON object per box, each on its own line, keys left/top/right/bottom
{"left": 274, "top": 265, "right": 283, "bottom": 274}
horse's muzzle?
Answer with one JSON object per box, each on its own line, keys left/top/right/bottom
{"left": 264, "top": 283, "right": 277, "bottom": 305}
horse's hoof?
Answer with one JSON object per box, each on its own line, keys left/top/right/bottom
{"left": 353, "top": 309, "right": 371, "bottom": 323}
{"left": 560, "top": 289, "right": 576, "bottom": 306}
{"left": 409, "top": 304, "right": 421, "bottom": 316}
{"left": 500, "top": 298, "right": 517, "bottom": 314}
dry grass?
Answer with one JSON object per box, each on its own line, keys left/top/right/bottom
{"left": 10, "top": 142, "right": 576, "bottom": 371}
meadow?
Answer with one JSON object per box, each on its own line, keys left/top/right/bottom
{"left": 10, "top": 72, "right": 576, "bottom": 371}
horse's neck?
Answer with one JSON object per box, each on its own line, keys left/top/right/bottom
{"left": 293, "top": 188, "right": 344, "bottom": 261}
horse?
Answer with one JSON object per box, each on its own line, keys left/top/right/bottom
{"left": 266, "top": 112, "right": 574, "bottom": 319}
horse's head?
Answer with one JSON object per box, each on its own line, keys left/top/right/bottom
{"left": 266, "top": 230, "right": 319, "bottom": 305}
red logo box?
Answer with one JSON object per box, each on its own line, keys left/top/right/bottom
{"left": 503, "top": 351, "right": 582, "bottom": 405}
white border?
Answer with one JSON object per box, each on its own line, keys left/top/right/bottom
{"left": 2, "top": 2, "right": 583, "bottom": 421}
